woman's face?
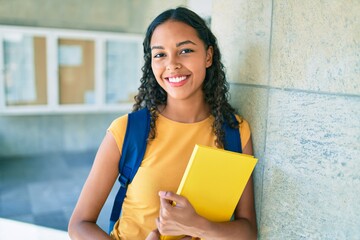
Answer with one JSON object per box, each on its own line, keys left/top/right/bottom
{"left": 150, "top": 20, "right": 213, "bottom": 103}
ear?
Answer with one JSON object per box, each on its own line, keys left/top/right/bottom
{"left": 205, "top": 46, "right": 213, "bottom": 68}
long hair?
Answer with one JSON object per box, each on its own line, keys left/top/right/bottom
{"left": 133, "top": 7, "right": 239, "bottom": 148}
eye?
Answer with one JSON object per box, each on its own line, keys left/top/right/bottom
{"left": 180, "top": 49, "right": 194, "bottom": 54}
{"left": 153, "top": 52, "right": 166, "bottom": 58}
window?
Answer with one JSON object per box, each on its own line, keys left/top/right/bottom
{"left": 105, "top": 40, "right": 141, "bottom": 104}
{"left": 3, "top": 34, "right": 47, "bottom": 106}
{"left": 0, "top": 25, "right": 143, "bottom": 114}
{"left": 58, "top": 38, "right": 95, "bottom": 105}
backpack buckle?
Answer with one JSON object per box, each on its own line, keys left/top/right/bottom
{"left": 119, "top": 174, "right": 130, "bottom": 188}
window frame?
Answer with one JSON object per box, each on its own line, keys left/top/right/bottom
{"left": 0, "top": 25, "right": 143, "bottom": 115}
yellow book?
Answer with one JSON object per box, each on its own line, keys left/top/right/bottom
{"left": 160, "top": 144, "right": 258, "bottom": 240}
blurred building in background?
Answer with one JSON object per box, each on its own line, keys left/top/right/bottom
{"left": 0, "top": 0, "right": 211, "bottom": 156}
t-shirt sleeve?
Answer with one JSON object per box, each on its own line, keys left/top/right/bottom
{"left": 235, "top": 115, "right": 251, "bottom": 150}
{"left": 107, "top": 114, "right": 128, "bottom": 155}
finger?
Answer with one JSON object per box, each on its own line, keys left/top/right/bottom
{"left": 155, "top": 217, "right": 164, "bottom": 234}
{"left": 181, "top": 236, "right": 193, "bottom": 240}
{"left": 145, "top": 229, "right": 160, "bottom": 240}
{"left": 156, "top": 217, "right": 160, "bottom": 228}
{"left": 159, "top": 196, "right": 175, "bottom": 220}
{"left": 159, "top": 191, "right": 187, "bottom": 207}
{"left": 156, "top": 216, "right": 169, "bottom": 235}
{"left": 159, "top": 194, "right": 171, "bottom": 210}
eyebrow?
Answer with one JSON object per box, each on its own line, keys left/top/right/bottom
{"left": 176, "top": 40, "right": 196, "bottom": 47}
{"left": 151, "top": 40, "right": 196, "bottom": 50}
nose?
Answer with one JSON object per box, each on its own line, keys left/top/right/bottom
{"left": 166, "top": 63, "right": 181, "bottom": 71}
{"left": 166, "top": 56, "right": 181, "bottom": 71}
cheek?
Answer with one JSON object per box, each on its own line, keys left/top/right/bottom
{"left": 151, "top": 64, "right": 164, "bottom": 86}
{"left": 151, "top": 62, "right": 162, "bottom": 77}
{"left": 195, "top": 64, "right": 207, "bottom": 81}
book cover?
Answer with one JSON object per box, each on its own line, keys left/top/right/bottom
{"left": 160, "top": 144, "right": 258, "bottom": 240}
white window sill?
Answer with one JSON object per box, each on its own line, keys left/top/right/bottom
{"left": 0, "top": 103, "right": 133, "bottom": 116}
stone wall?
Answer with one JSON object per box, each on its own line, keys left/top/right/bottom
{"left": 212, "top": 0, "right": 360, "bottom": 238}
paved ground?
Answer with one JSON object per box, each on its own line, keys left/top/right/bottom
{"left": 0, "top": 150, "right": 118, "bottom": 232}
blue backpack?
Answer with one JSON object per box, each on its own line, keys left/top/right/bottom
{"left": 109, "top": 108, "right": 242, "bottom": 233}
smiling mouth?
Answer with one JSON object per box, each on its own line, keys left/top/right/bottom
{"left": 166, "top": 75, "right": 188, "bottom": 83}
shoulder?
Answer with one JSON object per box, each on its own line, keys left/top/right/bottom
{"left": 107, "top": 114, "right": 129, "bottom": 153}
{"left": 234, "top": 114, "right": 251, "bottom": 150}
{"left": 108, "top": 114, "right": 128, "bottom": 130}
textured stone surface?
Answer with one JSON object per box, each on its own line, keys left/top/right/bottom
{"left": 213, "top": 0, "right": 360, "bottom": 238}
{"left": 260, "top": 90, "right": 360, "bottom": 238}
{"left": 212, "top": 0, "right": 272, "bottom": 85}
{"left": 270, "top": 1, "right": 360, "bottom": 94}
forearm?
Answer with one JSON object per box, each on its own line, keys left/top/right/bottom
{"left": 68, "top": 221, "right": 112, "bottom": 240}
{"left": 193, "top": 217, "right": 257, "bottom": 240}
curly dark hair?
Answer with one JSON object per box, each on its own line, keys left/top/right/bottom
{"left": 133, "top": 7, "right": 239, "bottom": 148}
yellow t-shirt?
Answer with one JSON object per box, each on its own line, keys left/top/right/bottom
{"left": 108, "top": 113, "right": 251, "bottom": 240}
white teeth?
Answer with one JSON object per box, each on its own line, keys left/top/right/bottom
{"left": 168, "top": 76, "right": 187, "bottom": 83}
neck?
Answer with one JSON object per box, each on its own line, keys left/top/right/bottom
{"left": 159, "top": 99, "right": 210, "bottom": 123}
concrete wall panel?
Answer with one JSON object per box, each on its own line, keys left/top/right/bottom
{"left": 212, "top": 0, "right": 272, "bottom": 85}
{"left": 270, "top": 1, "right": 360, "bottom": 94}
{"left": 260, "top": 90, "right": 360, "bottom": 238}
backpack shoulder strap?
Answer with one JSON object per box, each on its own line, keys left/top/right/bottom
{"left": 109, "top": 108, "right": 151, "bottom": 233}
{"left": 223, "top": 114, "right": 242, "bottom": 153}
{"left": 223, "top": 114, "right": 242, "bottom": 222}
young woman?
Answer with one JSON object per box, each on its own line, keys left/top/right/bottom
{"left": 68, "top": 7, "right": 257, "bottom": 240}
